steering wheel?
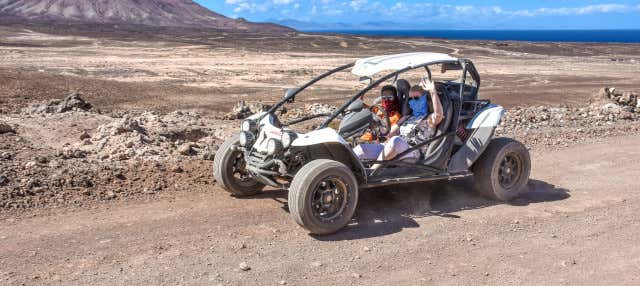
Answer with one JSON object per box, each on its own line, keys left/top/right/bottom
{"left": 368, "top": 104, "right": 391, "bottom": 138}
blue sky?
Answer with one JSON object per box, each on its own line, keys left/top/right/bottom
{"left": 196, "top": 0, "right": 640, "bottom": 29}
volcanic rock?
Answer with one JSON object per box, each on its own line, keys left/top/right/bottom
{"left": 28, "top": 93, "right": 92, "bottom": 114}
{"left": 224, "top": 101, "right": 270, "bottom": 120}
{"left": 0, "top": 122, "right": 15, "bottom": 134}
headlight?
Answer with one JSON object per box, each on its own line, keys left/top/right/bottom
{"left": 241, "top": 120, "right": 257, "bottom": 133}
{"left": 266, "top": 138, "right": 282, "bottom": 155}
{"left": 239, "top": 131, "right": 253, "bottom": 147}
{"left": 281, "top": 131, "right": 297, "bottom": 148}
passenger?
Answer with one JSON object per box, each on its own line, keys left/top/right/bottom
{"left": 354, "top": 79, "right": 443, "bottom": 169}
{"left": 360, "top": 85, "right": 402, "bottom": 142}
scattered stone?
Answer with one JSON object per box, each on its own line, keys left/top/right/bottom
{"left": 106, "top": 190, "right": 116, "bottom": 199}
{"left": 278, "top": 280, "right": 287, "bottom": 285}
{"left": 59, "top": 149, "right": 87, "bottom": 159}
{"left": 310, "top": 261, "right": 323, "bottom": 268}
{"left": 35, "top": 156, "right": 49, "bottom": 164}
{"left": 24, "top": 161, "right": 37, "bottom": 169}
{"left": 0, "top": 152, "right": 13, "bottom": 160}
{"left": 28, "top": 92, "right": 93, "bottom": 114}
{"left": 91, "top": 111, "right": 220, "bottom": 161}
{"left": 363, "top": 246, "right": 371, "bottom": 252}
{"left": 79, "top": 131, "right": 91, "bottom": 140}
{"left": 224, "top": 101, "right": 269, "bottom": 120}
{"left": 351, "top": 273, "right": 362, "bottom": 279}
{"left": 201, "top": 150, "right": 216, "bottom": 161}
{"left": 171, "top": 165, "right": 184, "bottom": 173}
{"left": 497, "top": 87, "right": 639, "bottom": 148}
{"left": 178, "top": 142, "right": 197, "bottom": 155}
{"left": 0, "top": 122, "right": 16, "bottom": 134}
{"left": 561, "top": 259, "right": 577, "bottom": 267}
{"left": 238, "top": 262, "right": 251, "bottom": 271}
{"left": 0, "top": 175, "right": 9, "bottom": 186}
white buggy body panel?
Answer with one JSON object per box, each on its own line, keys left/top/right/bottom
{"left": 291, "top": 128, "right": 349, "bottom": 147}
{"left": 247, "top": 113, "right": 348, "bottom": 154}
{"left": 467, "top": 104, "right": 505, "bottom": 129}
{"left": 448, "top": 104, "right": 505, "bottom": 173}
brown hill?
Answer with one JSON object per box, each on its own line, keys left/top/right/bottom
{"left": 0, "top": 0, "right": 293, "bottom": 32}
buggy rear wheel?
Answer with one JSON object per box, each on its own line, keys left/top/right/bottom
{"left": 472, "top": 138, "right": 531, "bottom": 201}
{"left": 213, "top": 134, "right": 265, "bottom": 196}
{"left": 288, "top": 159, "right": 359, "bottom": 235}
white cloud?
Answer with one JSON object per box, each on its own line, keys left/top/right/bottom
{"left": 273, "top": 0, "right": 294, "bottom": 5}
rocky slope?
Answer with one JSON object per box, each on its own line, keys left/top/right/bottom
{"left": 0, "top": 0, "right": 293, "bottom": 32}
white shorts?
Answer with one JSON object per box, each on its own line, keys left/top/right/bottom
{"left": 353, "top": 136, "right": 420, "bottom": 162}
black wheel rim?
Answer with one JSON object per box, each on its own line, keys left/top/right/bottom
{"left": 231, "top": 151, "right": 257, "bottom": 187}
{"left": 310, "top": 176, "right": 349, "bottom": 222}
{"left": 498, "top": 152, "right": 523, "bottom": 189}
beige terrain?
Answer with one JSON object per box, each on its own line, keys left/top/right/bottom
{"left": 1, "top": 26, "right": 640, "bottom": 285}
{"left": 1, "top": 135, "right": 639, "bottom": 285}
{"left": 2, "top": 25, "right": 640, "bottom": 113}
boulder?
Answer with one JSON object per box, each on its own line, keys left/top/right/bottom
{"left": 56, "top": 93, "right": 92, "bottom": 113}
{"left": 0, "top": 175, "right": 8, "bottom": 186}
{"left": 178, "top": 142, "right": 198, "bottom": 155}
{"left": 28, "top": 92, "right": 93, "bottom": 114}
{"left": 0, "top": 122, "right": 15, "bottom": 134}
{"left": 223, "top": 101, "right": 269, "bottom": 120}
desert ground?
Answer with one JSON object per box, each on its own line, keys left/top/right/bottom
{"left": 1, "top": 25, "right": 640, "bottom": 285}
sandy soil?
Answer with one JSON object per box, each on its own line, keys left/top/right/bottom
{"left": 2, "top": 26, "right": 640, "bottom": 115}
{"left": 1, "top": 26, "right": 640, "bottom": 285}
{"left": 1, "top": 135, "right": 639, "bottom": 285}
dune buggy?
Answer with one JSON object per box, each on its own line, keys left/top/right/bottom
{"left": 214, "top": 52, "right": 531, "bottom": 235}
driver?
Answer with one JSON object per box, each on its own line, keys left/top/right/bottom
{"left": 354, "top": 79, "right": 444, "bottom": 169}
{"left": 359, "top": 85, "right": 402, "bottom": 142}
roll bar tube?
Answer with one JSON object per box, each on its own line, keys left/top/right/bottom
{"left": 266, "top": 62, "right": 356, "bottom": 115}
{"left": 319, "top": 60, "right": 465, "bottom": 129}
{"left": 319, "top": 65, "right": 415, "bottom": 129}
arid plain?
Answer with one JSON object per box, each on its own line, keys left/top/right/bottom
{"left": 1, "top": 25, "right": 640, "bottom": 285}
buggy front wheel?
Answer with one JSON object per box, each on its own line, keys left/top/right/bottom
{"left": 213, "top": 134, "right": 265, "bottom": 196}
{"left": 288, "top": 159, "right": 359, "bottom": 235}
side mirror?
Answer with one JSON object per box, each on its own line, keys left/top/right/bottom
{"left": 284, "top": 88, "right": 298, "bottom": 103}
{"left": 346, "top": 100, "right": 364, "bottom": 113}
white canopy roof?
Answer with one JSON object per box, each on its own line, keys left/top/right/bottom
{"left": 351, "top": 52, "right": 458, "bottom": 77}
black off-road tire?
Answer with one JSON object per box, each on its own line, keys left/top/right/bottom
{"left": 288, "top": 159, "right": 359, "bottom": 235}
{"left": 213, "top": 134, "right": 265, "bottom": 196}
{"left": 472, "top": 137, "right": 531, "bottom": 202}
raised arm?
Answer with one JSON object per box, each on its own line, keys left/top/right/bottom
{"left": 420, "top": 79, "right": 443, "bottom": 129}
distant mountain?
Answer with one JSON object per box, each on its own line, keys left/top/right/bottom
{"left": 271, "top": 18, "right": 462, "bottom": 31}
{"left": 0, "top": 0, "right": 294, "bottom": 32}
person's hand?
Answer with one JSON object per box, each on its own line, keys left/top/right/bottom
{"left": 420, "top": 78, "right": 435, "bottom": 91}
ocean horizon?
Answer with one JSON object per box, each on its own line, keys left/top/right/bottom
{"left": 303, "top": 29, "right": 640, "bottom": 43}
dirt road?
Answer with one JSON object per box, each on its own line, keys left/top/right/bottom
{"left": 1, "top": 134, "right": 639, "bottom": 285}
